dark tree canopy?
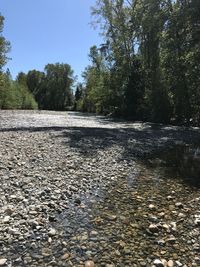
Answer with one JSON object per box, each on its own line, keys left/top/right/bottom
{"left": 25, "top": 63, "right": 74, "bottom": 110}
{"left": 74, "top": 0, "right": 200, "bottom": 125}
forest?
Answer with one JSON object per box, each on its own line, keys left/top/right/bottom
{"left": 1, "top": 0, "right": 200, "bottom": 125}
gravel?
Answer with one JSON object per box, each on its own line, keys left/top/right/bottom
{"left": 0, "top": 110, "right": 199, "bottom": 267}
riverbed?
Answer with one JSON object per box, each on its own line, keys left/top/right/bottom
{"left": 0, "top": 110, "right": 199, "bottom": 267}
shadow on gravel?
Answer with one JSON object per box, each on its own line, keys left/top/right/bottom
{"left": 60, "top": 125, "right": 200, "bottom": 156}
{"left": 1, "top": 123, "right": 200, "bottom": 157}
{"left": 1, "top": 123, "right": 200, "bottom": 187}
{"left": 0, "top": 126, "right": 68, "bottom": 132}
{"left": 60, "top": 126, "right": 200, "bottom": 187}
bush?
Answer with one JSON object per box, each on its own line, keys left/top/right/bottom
{"left": 0, "top": 79, "right": 38, "bottom": 110}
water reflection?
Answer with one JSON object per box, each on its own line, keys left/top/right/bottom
{"left": 147, "top": 144, "right": 200, "bottom": 187}
{"left": 56, "top": 144, "right": 200, "bottom": 265}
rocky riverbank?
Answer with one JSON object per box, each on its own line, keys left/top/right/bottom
{"left": 0, "top": 111, "right": 199, "bottom": 267}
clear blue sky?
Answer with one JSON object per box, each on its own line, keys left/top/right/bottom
{"left": 1, "top": 0, "right": 102, "bottom": 81}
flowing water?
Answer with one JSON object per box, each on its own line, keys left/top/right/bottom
{"left": 146, "top": 144, "right": 200, "bottom": 187}
{"left": 57, "top": 144, "right": 200, "bottom": 266}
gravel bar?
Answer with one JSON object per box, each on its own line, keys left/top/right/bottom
{"left": 0, "top": 110, "right": 199, "bottom": 267}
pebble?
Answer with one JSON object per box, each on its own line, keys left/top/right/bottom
{"left": 149, "top": 204, "right": 156, "bottom": 210}
{"left": 167, "top": 260, "right": 174, "bottom": 267}
{"left": 175, "top": 202, "right": 184, "bottom": 208}
{"left": 175, "top": 261, "right": 182, "bottom": 267}
{"left": 48, "top": 228, "right": 56, "bottom": 236}
{"left": 148, "top": 215, "right": 158, "bottom": 222}
{"left": 85, "top": 260, "right": 95, "bottom": 267}
{"left": 41, "top": 248, "right": 52, "bottom": 256}
{"left": 106, "top": 214, "right": 117, "bottom": 221}
{"left": 0, "top": 111, "right": 199, "bottom": 267}
{"left": 3, "top": 216, "right": 11, "bottom": 223}
{"left": 194, "top": 218, "right": 200, "bottom": 226}
{"left": 166, "top": 236, "right": 176, "bottom": 243}
{"left": 169, "top": 205, "right": 175, "bottom": 211}
{"left": 90, "top": 231, "right": 98, "bottom": 236}
{"left": 0, "top": 259, "right": 7, "bottom": 266}
{"left": 149, "top": 224, "right": 159, "bottom": 233}
{"left": 153, "top": 259, "right": 164, "bottom": 267}
{"left": 61, "top": 253, "right": 70, "bottom": 260}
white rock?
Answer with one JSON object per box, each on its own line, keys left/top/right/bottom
{"left": 3, "top": 216, "right": 10, "bottom": 223}
{"left": 167, "top": 195, "right": 173, "bottom": 200}
{"left": 166, "top": 236, "right": 176, "bottom": 243}
{"left": 161, "top": 259, "right": 168, "bottom": 267}
{"left": 90, "top": 230, "right": 98, "bottom": 236}
{"left": 85, "top": 260, "right": 95, "bottom": 267}
{"left": 0, "top": 259, "right": 7, "bottom": 265}
{"left": 149, "top": 204, "right": 156, "bottom": 210}
{"left": 178, "top": 213, "right": 186, "bottom": 218}
{"left": 175, "top": 261, "right": 182, "bottom": 267}
{"left": 170, "top": 222, "right": 177, "bottom": 231}
{"left": 162, "top": 224, "right": 170, "bottom": 231}
{"left": 48, "top": 228, "right": 56, "bottom": 236}
{"left": 167, "top": 260, "right": 174, "bottom": 267}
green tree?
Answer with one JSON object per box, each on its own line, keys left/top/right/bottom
{"left": 43, "top": 63, "right": 74, "bottom": 110}
{"left": 74, "top": 83, "right": 83, "bottom": 111}
{"left": 0, "top": 14, "right": 11, "bottom": 109}
{"left": 16, "top": 72, "right": 27, "bottom": 86}
{"left": 0, "top": 14, "right": 10, "bottom": 70}
{"left": 25, "top": 64, "right": 75, "bottom": 110}
{"left": 26, "top": 70, "right": 46, "bottom": 108}
{"left": 87, "top": 1, "right": 145, "bottom": 117}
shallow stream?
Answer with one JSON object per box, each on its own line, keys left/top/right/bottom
{"left": 57, "top": 144, "right": 200, "bottom": 266}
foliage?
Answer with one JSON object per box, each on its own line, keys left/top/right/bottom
{"left": 1, "top": 3, "right": 200, "bottom": 123}
{"left": 25, "top": 63, "right": 74, "bottom": 110}
{"left": 0, "top": 71, "right": 38, "bottom": 110}
{"left": 76, "top": 0, "right": 200, "bottom": 125}
{"left": 0, "top": 14, "right": 10, "bottom": 71}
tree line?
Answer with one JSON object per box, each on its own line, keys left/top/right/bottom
{"left": 1, "top": 0, "right": 200, "bottom": 125}
{"left": 16, "top": 63, "right": 74, "bottom": 110}
{"left": 75, "top": 0, "right": 200, "bottom": 125}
